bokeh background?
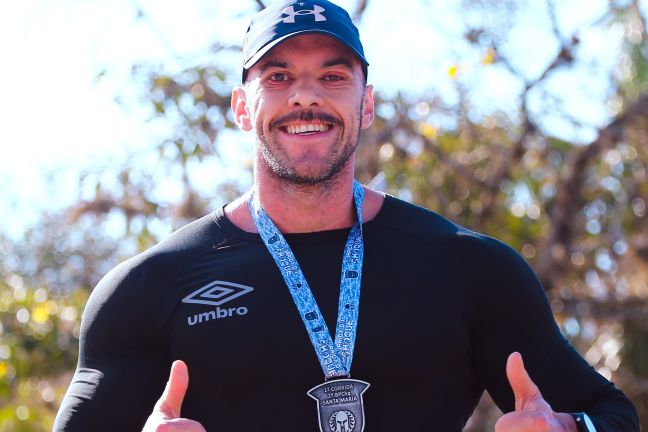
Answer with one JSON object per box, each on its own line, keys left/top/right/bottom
{"left": 0, "top": 0, "right": 647, "bottom": 430}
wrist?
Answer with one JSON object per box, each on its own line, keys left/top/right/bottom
{"left": 555, "top": 412, "right": 579, "bottom": 432}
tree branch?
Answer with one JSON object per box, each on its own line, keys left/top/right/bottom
{"left": 536, "top": 91, "right": 648, "bottom": 291}
{"left": 630, "top": 0, "right": 647, "bottom": 41}
{"left": 559, "top": 297, "right": 648, "bottom": 327}
{"left": 422, "top": 136, "right": 486, "bottom": 187}
{"left": 478, "top": 102, "right": 536, "bottom": 224}
{"left": 352, "top": 0, "right": 369, "bottom": 22}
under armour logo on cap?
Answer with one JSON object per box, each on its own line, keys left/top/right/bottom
{"left": 241, "top": 0, "right": 369, "bottom": 82}
{"left": 282, "top": 4, "right": 326, "bottom": 23}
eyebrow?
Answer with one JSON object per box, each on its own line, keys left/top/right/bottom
{"left": 322, "top": 57, "right": 354, "bottom": 69}
{"left": 258, "top": 60, "right": 288, "bottom": 72}
{"left": 257, "top": 57, "right": 355, "bottom": 72}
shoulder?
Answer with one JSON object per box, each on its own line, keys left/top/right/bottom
{"left": 375, "top": 195, "right": 479, "bottom": 246}
{"left": 376, "top": 195, "right": 458, "bottom": 234}
{"left": 380, "top": 200, "right": 553, "bottom": 324}
{"left": 75, "top": 211, "right": 239, "bottom": 381}
{"left": 83, "top": 212, "right": 229, "bottom": 319}
{"left": 377, "top": 196, "right": 536, "bottom": 282}
{"left": 153, "top": 210, "right": 230, "bottom": 256}
{"left": 110, "top": 212, "right": 224, "bottom": 281}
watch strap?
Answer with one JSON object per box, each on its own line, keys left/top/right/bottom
{"left": 570, "top": 412, "right": 596, "bottom": 432}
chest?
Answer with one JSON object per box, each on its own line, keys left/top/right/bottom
{"left": 164, "top": 237, "right": 480, "bottom": 430}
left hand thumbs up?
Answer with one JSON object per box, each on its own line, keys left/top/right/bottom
{"left": 495, "top": 352, "right": 578, "bottom": 432}
{"left": 508, "top": 351, "right": 545, "bottom": 412}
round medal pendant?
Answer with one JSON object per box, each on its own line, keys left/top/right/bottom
{"left": 307, "top": 378, "right": 370, "bottom": 432}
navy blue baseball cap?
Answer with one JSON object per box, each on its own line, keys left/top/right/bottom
{"left": 241, "top": 0, "right": 369, "bottom": 82}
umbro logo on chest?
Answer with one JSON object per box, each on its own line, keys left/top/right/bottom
{"left": 183, "top": 280, "right": 254, "bottom": 326}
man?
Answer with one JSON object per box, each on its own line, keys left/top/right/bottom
{"left": 54, "top": 1, "right": 638, "bottom": 431}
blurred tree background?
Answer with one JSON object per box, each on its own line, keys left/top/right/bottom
{"left": 1, "top": 0, "right": 646, "bottom": 430}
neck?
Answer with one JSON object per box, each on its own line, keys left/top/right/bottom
{"left": 255, "top": 170, "right": 357, "bottom": 233}
{"left": 225, "top": 167, "right": 384, "bottom": 234}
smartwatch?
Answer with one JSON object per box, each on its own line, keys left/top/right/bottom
{"left": 570, "top": 412, "right": 596, "bottom": 432}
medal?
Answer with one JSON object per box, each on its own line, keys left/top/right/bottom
{"left": 308, "top": 378, "right": 369, "bottom": 432}
{"left": 250, "top": 181, "right": 369, "bottom": 431}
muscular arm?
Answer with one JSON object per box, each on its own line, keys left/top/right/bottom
{"left": 457, "top": 232, "right": 639, "bottom": 431}
{"left": 53, "top": 256, "right": 170, "bottom": 431}
{"left": 54, "top": 214, "right": 220, "bottom": 431}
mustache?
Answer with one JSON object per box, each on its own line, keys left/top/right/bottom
{"left": 270, "top": 111, "right": 342, "bottom": 129}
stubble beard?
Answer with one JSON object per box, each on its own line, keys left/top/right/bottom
{"left": 256, "top": 102, "right": 364, "bottom": 187}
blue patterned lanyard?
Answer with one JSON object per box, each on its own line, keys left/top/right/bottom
{"left": 249, "top": 181, "right": 365, "bottom": 379}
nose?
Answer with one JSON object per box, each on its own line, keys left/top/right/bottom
{"left": 288, "top": 79, "right": 324, "bottom": 108}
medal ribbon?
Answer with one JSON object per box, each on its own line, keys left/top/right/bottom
{"left": 249, "top": 181, "right": 364, "bottom": 379}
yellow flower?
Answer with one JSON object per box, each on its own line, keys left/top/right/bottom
{"left": 0, "top": 362, "right": 7, "bottom": 378}
{"left": 448, "top": 65, "right": 459, "bottom": 79}
{"left": 418, "top": 123, "right": 438, "bottom": 139}
{"left": 482, "top": 48, "right": 496, "bottom": 65}
{"left": 32, "top": 305, "right": 49, "bottom": 324}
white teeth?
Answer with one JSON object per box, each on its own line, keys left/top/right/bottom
{"left": 286, "top": 123, "right": 329, "bottom": 134}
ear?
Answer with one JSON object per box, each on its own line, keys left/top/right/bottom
{"left": 231, "top": 86, "right": 253, "bottom": 132}
{"left": 360, "top": 84, "right": 375, "bottom": 130}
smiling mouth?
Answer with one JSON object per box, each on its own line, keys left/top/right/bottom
{"left": 281, "top": 122, "right": 333, "bottom": 135}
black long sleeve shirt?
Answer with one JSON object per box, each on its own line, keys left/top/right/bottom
{"left": 54, "top": 195, "right": 639, "bottom": 431}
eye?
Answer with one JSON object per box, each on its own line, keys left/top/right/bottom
{"left": 323, "top": 74, "right": 345, "bottom": 82}
{"left": 268, "top": 72, "right": 290, "bottom": 82}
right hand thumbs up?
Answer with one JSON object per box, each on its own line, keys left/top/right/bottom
{"left": 142, "top": 360, "right": 206, "bottom": 432}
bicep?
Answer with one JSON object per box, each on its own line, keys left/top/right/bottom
{"left": 54, "top": 266, "right": 170, "bottom": 431}
{"left": 464, "top": 235, "right": 610, "bottom": 413}
{"left": 54, "top": 361, "right": 167, "bottom": 431}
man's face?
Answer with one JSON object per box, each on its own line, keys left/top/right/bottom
{"left": 233, "top": 34, "right": 374, "bottom": 185}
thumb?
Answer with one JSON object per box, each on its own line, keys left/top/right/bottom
{"left": 506, "top": 352, "right": 542, "bottom": 411}
{"left": 156, "top": 360, "right": 189, "bottom": 419}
